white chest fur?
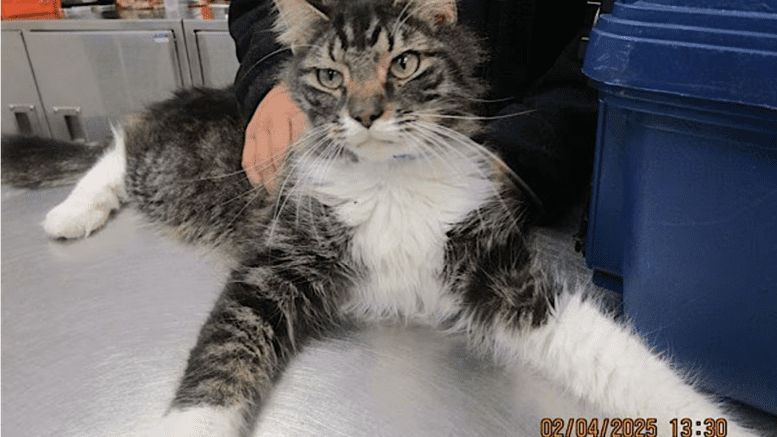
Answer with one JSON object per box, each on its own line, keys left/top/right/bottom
{"left": 298, "top": 155, "right": 496, "bottom": 321}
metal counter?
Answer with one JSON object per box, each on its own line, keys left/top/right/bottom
{"left": 3, "top": 186, "right": 776, "bottom": 436}
{"left": 1, "top": 1, "right": 239, "bottom": 141}
{"left": 0, "top": 185, "right": 603, "bottom": 437}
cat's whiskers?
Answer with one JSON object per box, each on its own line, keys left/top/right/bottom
{"left": 399, "top": 127, "right": 473, "bottom": 182}
{"left": 236, "top": 47, "right": 290, "bottom": 87}
{"left": 390, "top": 1, "right": 414, "bottom": 41}
{"left": 162, "top": 165, "right": 267, "bottom": 232}
{"left": 410, "top": 109, "right": 537, "bottom": 122}
{"left": 221, "top": 190, "right": 266, "bottom": 240}
{"left": 237, "top": 43, "right": 317, "bottom": 84}
{"left": 202, "top": 130, "right": 323, "bottom": 223}
{"left": 461, "top": 96, "right": 516, "bottom": 104}
{"left": 413, "top": 120, "right": 520, "bottom": 181}
{"left": 307, "top": 138, "right": 348, "bottom": 239}
{"left": 175, "top": 168, "right": 250, "bottom": 184}
{"left": 404, "top": 121, "right": 492, "bottom": 183}
{"left": 242, "top": 145, "right": 292, "bottom": 183}
{"left": 213, "top": 185, "right": 263, "bottom": 208}
{"left": 404, "top": 126, "right": 501, "bottom": 229}
{"left": 290, "top": 129, "right": 339, "bottom": 187}
{"left": 290, "top": 135, "right": 343, "bottom": 234}
{"left": 281, "top": 125, "right": 331, "bottom": 188}
{"left": 408, "top": 121, "right": 522, "bottom": 224}
{"left": 400, "top": 125, "right": 493, "bottom": 225}
{"left": 271, "top": 127, "right": 327, "bottom": 206}
{"left": 267, "top": 126, "right": 337, "bottom": 240}
{"left": 200, "top": 145, "right": 298, "bottom": 233}
{"left": 169, "top": 143, "right": 288, "bottom": 192}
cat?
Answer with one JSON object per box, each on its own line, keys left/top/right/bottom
{"left": 1, "top": 0, "right": 765, "bottom": 436}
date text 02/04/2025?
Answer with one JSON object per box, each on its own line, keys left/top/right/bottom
{"left": 539, "top": 417, "right": 729, "bottom": 437}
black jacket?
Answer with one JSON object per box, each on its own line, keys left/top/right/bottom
{"left": 228, "top": 0, "right": 598, "bottom": 223}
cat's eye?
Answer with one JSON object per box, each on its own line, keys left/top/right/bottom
{"left": 317, "top": 69, "right": 344, "bottom": 89}
{"left": 390, "top": 52, "right": 420, "bottom": 79}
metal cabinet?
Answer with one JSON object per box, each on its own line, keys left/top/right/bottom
{"left": 1, "top": 20, "right": 192, "bottom": 143}
{"left": 1, "top": 30, "right": 50, "bottom": 137}
{"left": 1, "top": 18, "right": 240, "bottom": 143}
{"left": 23, "top": 28, "right": 189, "bottom": 143}
{"left": 183, "top": 20, "right": 240, "bottom": 88}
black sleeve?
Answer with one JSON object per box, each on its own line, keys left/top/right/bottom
{"left": 460, "top": 0, "right": 599, "bottom": 225}
{"left": 228, "top": 0, "right": 291, "bottom": 122}
{"left": 484, "top": 30, "right": 598, "bottom": 225}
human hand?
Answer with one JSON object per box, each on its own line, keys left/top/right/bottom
{"left": 242, "top": 83, "right": 306, "bottom": 191}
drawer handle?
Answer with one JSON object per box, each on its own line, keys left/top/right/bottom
{"left": 53, "top": 106, "right": 86, "bottom": 143}
{"left": 9, "top": 104, "right": 38, "bottom": 135}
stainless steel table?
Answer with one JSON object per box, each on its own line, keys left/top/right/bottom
{"left": 3, "top": 186, "right": 775, "bottom": 436}
{"left": 0, "top": 185, "right": 598, "bottom": 436}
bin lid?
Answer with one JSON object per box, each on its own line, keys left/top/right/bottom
{"left": 583, "top": 1, "right": 777, "bottom": 109}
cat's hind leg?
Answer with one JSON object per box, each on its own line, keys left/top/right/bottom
{"left": 499, "top": 288, "right": 763, "bottom": 437}
{"left": 44, "top": 126, "right": 127, "bottom": 239}
{"left": 457, "top": 280, "right": 763, "bottom": 437}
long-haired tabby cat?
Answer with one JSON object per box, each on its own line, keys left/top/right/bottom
{"left": 1, "top": 0, "right": 764, "bottom": 436}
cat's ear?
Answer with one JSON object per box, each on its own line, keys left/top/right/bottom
{"left": 274, "top": 0, "right": 329, "bottom": 52}
{"left": 400, "top": 0, "right": 458, "bottom": 28}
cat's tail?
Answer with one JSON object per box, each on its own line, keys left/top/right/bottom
{"left": 1, "top": 135, "right": 111, "bottom": 188}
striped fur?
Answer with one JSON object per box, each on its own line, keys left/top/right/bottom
{"left": 4, "top": 0, "right": 763, "bottom": 436}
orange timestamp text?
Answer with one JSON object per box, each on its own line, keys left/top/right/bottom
{"left": 540, "top": 418, "right": 729, "bottom": 437}
{"left": 540, "top": 418, "right": 658, "bottom": 437}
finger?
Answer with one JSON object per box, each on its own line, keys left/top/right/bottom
{"left": 261, "top": 121, "right": 280, "bottom": 192}
{"left": 242, "top": 133, "right": 263, "bottom": 187}
{"left": 243, "top": 104, "right": 267, "bottom": 186}
{"left": 289, "top": 110, "right": 307, "bottom": 145}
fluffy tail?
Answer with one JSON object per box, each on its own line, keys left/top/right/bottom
{"left": 1, "top": 135, "right": 110, "bottom": 188}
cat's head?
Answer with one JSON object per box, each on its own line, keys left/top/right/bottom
{"left": 274, "top": 0, "right": 486, "bottom": 162}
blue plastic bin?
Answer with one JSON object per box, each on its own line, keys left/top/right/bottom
{"left": 582, "top": 0, "right": 777, "bottom": 415}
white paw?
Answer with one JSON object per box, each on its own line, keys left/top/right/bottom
{"left": 43, "top": 196, "right": 113, "bottom": 239}
{"left": 149, "top": 407, "right": 245, "bottom": 437}
{"left": 43, "top": 130, "right": 127, "bottom": 239}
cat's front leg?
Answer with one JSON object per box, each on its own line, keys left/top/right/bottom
{"left": 44, "top": 127, "right": 127, "bottom": 239}
{"left": 151, "top": 406, "right": 246, "bottom": 437}
{"left": 152, "top": 258, "right": 348, "bottom": 437}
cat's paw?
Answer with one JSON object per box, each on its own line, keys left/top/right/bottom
{"left": 148, "top": 406, "right": 245, "bottom": 437}
{"left": 43, "top": 195, "right": 113, "bottom": 239}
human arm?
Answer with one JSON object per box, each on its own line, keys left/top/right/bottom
{"left": 229, "top": 0, "right": 304, "bottom": 188}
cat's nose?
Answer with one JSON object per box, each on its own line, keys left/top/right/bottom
{"left": 348, "top": 95, "right": 385, "bottom": 128}
{"left": 353, "top": 110, "right": 384, "bottom": 128}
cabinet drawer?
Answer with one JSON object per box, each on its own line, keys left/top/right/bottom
{"left": 1, "top": 30, "right": 50, "bottom": 137}
{"left": 24, "top": 30, "right": 185, "bottom": 142}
